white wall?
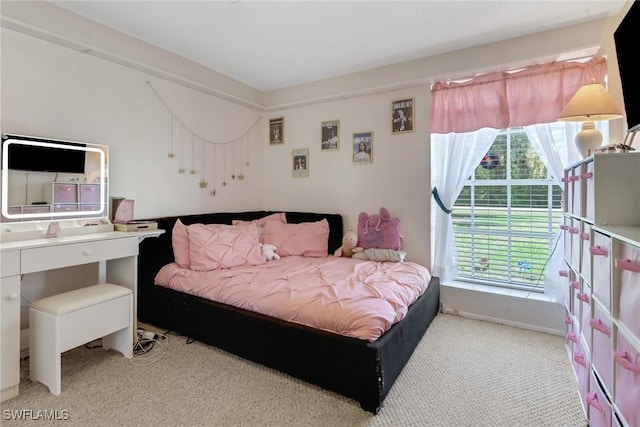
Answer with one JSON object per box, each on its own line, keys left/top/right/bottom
{"left": 1, "top": 29, "right": 264, "bottom": 220}
{"left": 262, "top": 90, "right": 431, "bottom": 265}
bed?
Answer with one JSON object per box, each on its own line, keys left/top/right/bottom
{"left": 137, "top": 211, "right": 440, "bottom": 413}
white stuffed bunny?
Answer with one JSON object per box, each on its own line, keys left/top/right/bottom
{"left": 261, "top": 243, "right": 280, "bottom": 261}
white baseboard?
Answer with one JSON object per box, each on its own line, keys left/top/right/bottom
{"left": 440, "top": 281, "right": 565, "bottom": 335}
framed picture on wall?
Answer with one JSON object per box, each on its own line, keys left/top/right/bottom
{"left": 321, "top": 120, "right": 340, "bottom": 150}
{"left": 391, "top": 98, "right": 414, "bottom": 134}
{"left": 352, "top": 131, "right": 373, "bottom": 164}
{"left": 292, "top": 148, "right": 309, "bottom": 177}
{"left": 269, "top": 117, "right": 284, "bottom": 145}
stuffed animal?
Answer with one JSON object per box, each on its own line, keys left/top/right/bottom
{"left": 352, "top": 248, "right": 407, "bottom": 263}
{"left": 261, "top": 243, "right": 280, "bottom": 261}
{"left": 333, "top": 230, "right": 363, "bottom": 257}
{"left": 357, "top": 207, "right": 401, "bottom": 250}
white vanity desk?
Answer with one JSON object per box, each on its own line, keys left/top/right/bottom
{"left": 0, "top": 228, "right": 163, "bottom": 402}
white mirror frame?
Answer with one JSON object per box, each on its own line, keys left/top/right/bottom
{"left": 1, "top": 137, "right": 107, "bottom": 221}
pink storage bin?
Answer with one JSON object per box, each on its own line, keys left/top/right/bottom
{"left": 615, "top": 242, "right": 640, "bottom": 343}
{"left": 587, "top": 371, "right": 613, "bottom": 427}
{"left": 590, "top": 302, "right": 613, "bottom": 394}
{"left": 573, "top": 340, "right": 590, "bottom": 417}
{"left": 581, "top": 223, "right": 592, "bottom": 285}
{"left": 570, "top": 218, "right": 581, "bottom": 272}
{"left": 561, "top": 218, "right": 571, "bottom": 261}
{"left": 571, "top": 165, "right": 582, "bottom": 217}
{"left": 79, "top": 204, "right": 101, "bottom": 212}
{"left": 560, "top": 267, "right": 571, "bottom": 312}
{"left": 79, "top": 184, "right": 100, "bottom": 203}
{"left": 614, "top": 332, "right": 640, "bottom": 427}
{"left": 584, "top": 160, "right": 595, "bottom": 221}
{"left": 22, "top": 205, "right": 51, "bottom": 214}
{"left": 576, "top": 286, "right": 591, "bottom": 349}
{"left": 591, "top": 232, "right": 611, "bottom": 311}
{"left": 1, "top": 206, "right": 22, "bottom": 222}
{"left": 53, "top": 204, "right": 78, "bottom": 212}
{"left": 53, "top": 183, "right": 78, "bottom": 203}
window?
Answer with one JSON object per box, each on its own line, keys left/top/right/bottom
{"left": 452, "top": 127, "right": 563, "bottom": 291}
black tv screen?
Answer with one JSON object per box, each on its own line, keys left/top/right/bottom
{"left": 614, "top": 1, "right": 640, "bottom": 131}
{"left": 5, "top": 135, "right": 86, "bottom": 174}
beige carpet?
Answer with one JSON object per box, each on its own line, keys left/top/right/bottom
{"left": 1, "top": 314, "right": 587, "bottom": 427}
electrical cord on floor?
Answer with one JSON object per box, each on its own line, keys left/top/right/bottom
{"left": 130, "top": 328, "right": 169, "bottom": 366}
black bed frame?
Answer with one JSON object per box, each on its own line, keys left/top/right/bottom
{"left": 137, "top": 211, "right": 440, "bottom": 413}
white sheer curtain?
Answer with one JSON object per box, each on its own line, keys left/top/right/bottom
{"left": 524, "top": 121, "right": 607, "bottom": 301}
{"left": 431, "top": 128, "right": 499, "bottom": 282}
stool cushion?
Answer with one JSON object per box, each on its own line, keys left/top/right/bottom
{"left": 31, "top": 284, "right": 132, "bottom": 315}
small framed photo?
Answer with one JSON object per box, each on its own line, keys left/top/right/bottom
{"left": 321, "top": 120, "right": 339, "bottom": 150}
{"left": 352, "top": 132, "right": 373, "bottom": 164}
{"left": 269, "top": 117, "right": 284, "bottom": 145}
{"left": 292, "top": 148, "right": 309, "bottom": 177}
{"left": 391, "top": 98, "right": 414, "bottom": 134}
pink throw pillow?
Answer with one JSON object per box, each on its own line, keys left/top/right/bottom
{"left": 261, "top": 219, "right": 329, "bottom": 257}
{"left": 188, "top": 222, "right": 266, "bottom": 271}
{"left": 172, "top": 219, "right": 190, "bottom": 268}
{"left": 232, "top": 212, "right": 287, "bottom": 227}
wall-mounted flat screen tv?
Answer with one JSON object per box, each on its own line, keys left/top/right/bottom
{"left": 614, "top": 1, "right": 640, "bottom": 132}
{"left": 4, "top": 134, "right": 86, "bottom": 173}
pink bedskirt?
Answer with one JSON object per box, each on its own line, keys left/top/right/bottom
{"left": 155, "top": 256, "right": 431, "bottom": 342}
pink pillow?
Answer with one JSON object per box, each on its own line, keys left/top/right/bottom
{"left": 232, "top": 212, "right": 287, "bottom": 227}
{"left": 172, "top": 219, "right": 190, "bottom": 268}
{"left": 188, "top": 222, "right": 266, "bottom": 271}
{"left": 261, "top": 219, "right": 329, "bottom": 257}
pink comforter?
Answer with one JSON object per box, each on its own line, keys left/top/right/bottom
{"left": 155, "top": 256, "right": 431, "bottom": 342}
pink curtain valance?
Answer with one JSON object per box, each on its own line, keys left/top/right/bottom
{"left": 430, "top": 57, "right": 608, "bottom": 134}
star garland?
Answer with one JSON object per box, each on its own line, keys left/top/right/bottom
{"left": 147, "top": 80, "right": 261, "bottom": 193}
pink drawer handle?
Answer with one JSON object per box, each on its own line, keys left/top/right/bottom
{"left": 615, "top": 258, "right": 640, "bottom": 273}
{"left": 559, "top": 270, "right": 569, "bottom": 277}
{"left": 614, "top": 350, "right": 640, "bottom": 373}
{"left": 84, "top": 187, "right": 96, "bottom": 192}
{"left": 569, "top": 227, "right": 579, "bottom": 234}
{"left": 561, "top": 177, "right": 570, "bottom": 183}
{"left": 559, "top": 224, "right": 569, "bottom": 231}
{"left": 580, "top": 172, "right": 593, "bottom": 180}
{"left": 577, "top": 293, "right": 589, "bottom": 303}
{"left": 589, "top": 318, "right": 610, "bottom": 337}
{"left": 586, "top": 392, "right": 604, "bottom": 413}
{"left": 569, "top": 176, "right": 580, "bottom": 182}
{"left": 566, "top": 332, "right": 578, "bottom": 343}
{"left": 574, "top": 352, "right": 587, "bottom": 367}
{"left": 570, "top": 280, "right": 579, "bottom": 289}
{"left": 564, "top": 315, "right": 572, "bottom": 325}
{"left": 590, "top": 246, "right": 608, "bottom": 257}
{"left": 579, "top": 233, "right": 590, "bottom": 240}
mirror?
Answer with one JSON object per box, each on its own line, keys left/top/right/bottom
{"left": 1, "top": 134, "right": 109, "bottom": 223}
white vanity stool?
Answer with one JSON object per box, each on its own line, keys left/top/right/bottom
{"left": 29, "top": 283, "right": 133, "bottom": 395}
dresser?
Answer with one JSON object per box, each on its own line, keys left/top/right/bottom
{"left": 561, "top": 153, "right": 640, "bottom": 427}
{"left": 0, "top": 229, "right": 162, "bottom": 402}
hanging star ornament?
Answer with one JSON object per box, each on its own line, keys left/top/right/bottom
{"left": 179, "top": 168, "right": 185, "bottom": 174}
{"left": 238, "top": 174, "right": 245, "bottom": 180}
{"left": 232, "top": 174, "right": 236, "bottom": 180}
{"left": 168, "top": 153, "right": 175, "bottom": 158}
{"left": 190, "top": 169, "right": 196, "bottom": 175}
{"left": 210, "top": 189, "right": 216, "bottom": 197}
{"left": 199, "top": 180, "right": 208, "bottom": 188}
{"left": 222, "top": 181, "right": 227, "bottom": 186}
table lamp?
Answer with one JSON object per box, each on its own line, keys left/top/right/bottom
{"left": 558, "top": 82, "right": 622, "bottom": 158}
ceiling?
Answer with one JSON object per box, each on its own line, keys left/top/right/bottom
{"left": 52, "top": 1, "right": 626, "bottom": 92}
